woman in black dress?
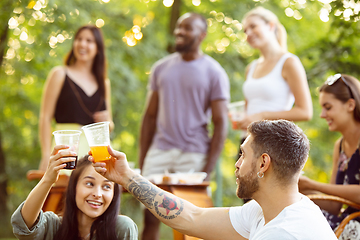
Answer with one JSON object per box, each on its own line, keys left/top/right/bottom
{"left": 39, "top": 25, "right": 114, "bottom": 171}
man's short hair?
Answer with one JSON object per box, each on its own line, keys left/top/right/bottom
{"left": 248, "top": 120, "right": 310, "bottom": 183}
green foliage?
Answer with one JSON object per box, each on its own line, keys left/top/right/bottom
{"left": 1, "top": 0, "right": 360, "bottom": 237}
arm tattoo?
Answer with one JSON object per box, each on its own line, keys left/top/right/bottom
{"left": 154, "top": 192, "right": 184, "bottom": 220}
{"left": 127, "top": 175, "right": 160, "bottom": 208}
{"left": 127, "top": 175, "right": 184, "bottom": 220}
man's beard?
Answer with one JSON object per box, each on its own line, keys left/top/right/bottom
{"left": 236, "top": 166, "right": 259, "bottom": 199}
{"left": 175, "top": 37, "right": 196, "bottom": 53}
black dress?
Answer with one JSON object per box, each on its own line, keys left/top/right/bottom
{"left": 322, "top": 139, "right": 360, "bottom": 239}
{"left": 54, "top": 74, "right": 106, "bottom": 125}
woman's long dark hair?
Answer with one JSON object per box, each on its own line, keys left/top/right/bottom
{"left": 65, "top": 25, "right": 106, "bottom": 99}
{"left": 54, "top": 156, "right": 121, "bottom": 240}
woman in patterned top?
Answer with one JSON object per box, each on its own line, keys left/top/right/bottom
{"left": 299, "top": 74, "right": 360, "bottom": 239}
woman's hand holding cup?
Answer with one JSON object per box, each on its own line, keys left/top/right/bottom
{"left": 43, "top": 145, "right": 77, "bottom": 184}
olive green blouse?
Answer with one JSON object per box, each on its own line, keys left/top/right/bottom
{"left": 11, "top": 202, "right": 138, "bottom": 240}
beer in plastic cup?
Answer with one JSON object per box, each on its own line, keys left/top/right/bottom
{"left": 82, "top": 122, "right": 111, "bottom": 162}
{"left": 228, "top": 101, "right": 245, "bottom": 130}
{"left": 52, "top": 130, "right": 82, "bottom": 169}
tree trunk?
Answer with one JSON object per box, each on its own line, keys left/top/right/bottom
{"left": 0, "top": 131, "right": 8, "bottom": 234}
{"left": 0, "top": 1, "right": 11, "bottom": 236}
{"left": 167, "top": 0, "right": 181, "bottom": 53}
{"left": 0, "top": 22, "right": 8, "bottom": 66}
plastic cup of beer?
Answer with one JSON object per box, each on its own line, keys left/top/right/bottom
{"left": 52, "top": 130, "right": 82, "bottom": 169}
{"left": 228, "top": 101, "right": 245, "bottom": 130}
{"left": 82, "top": 122, "right": 111, "bottom": 162}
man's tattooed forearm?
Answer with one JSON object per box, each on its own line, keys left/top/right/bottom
{"left": 127, "top": 175, "right": 184, "bottom": 220}
{"left": 127, "top": 175, "right": 160, "bottom": 209}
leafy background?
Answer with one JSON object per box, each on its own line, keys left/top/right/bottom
{"left": 1, "top": 0, "right": 360, "bottom": 238}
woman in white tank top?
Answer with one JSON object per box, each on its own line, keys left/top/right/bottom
{"left": 235, "top": 7, "right": 312, "bottom": 130}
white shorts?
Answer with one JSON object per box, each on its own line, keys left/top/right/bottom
{"left": 141, "top": 148, "right": 207, "bottom": 177}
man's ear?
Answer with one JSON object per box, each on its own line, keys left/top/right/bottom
{"left": 268, "top": 21, "right": 276, "bottom": 32}
{"left": 259, "top": 153, "right": 271, "bottom": 173}
{"left": 199, "top": 31, "right": 207, "bottom": 42}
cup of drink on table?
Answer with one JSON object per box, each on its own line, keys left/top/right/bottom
{"left": 82, "top": 121, "right": 111, "bottom": 162}
{"left": 53, "top": 130, "right": 82, "bottom": 169}
{"left": 228, "top": 101, "right": 245, "bottom": 130}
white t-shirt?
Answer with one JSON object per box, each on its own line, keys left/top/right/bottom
{"left": 229, "top": 196, "right": 337, "bottom": 239}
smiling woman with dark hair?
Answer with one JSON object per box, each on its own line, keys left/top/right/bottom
{"left": 11, "top": 146, "right": 138, "bottom": 240}
{"left": 299, "top": 74, "right": 360, "bottom": 239}
{"left": 39, "top": 25, "right": 114, "bottom": 172}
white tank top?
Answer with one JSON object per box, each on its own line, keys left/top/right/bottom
{"left": 242, "top": 53, "right": 295, "bottom": 115}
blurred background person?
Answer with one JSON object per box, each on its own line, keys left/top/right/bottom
{"left": 299, "top": 74, "right": 360, "bottom": 239}
{"left": 234, "top": 7, "right": 312, "bottom": 131}
{"left": 38, "top": 25, "right": 114, "bottom": 171}
{"left": 139, "top": 12, "right": 229, "bottom": 240}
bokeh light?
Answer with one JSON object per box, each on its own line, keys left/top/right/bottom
{"left": 343, "top": 8, "right": 353, "bottom": 20}
{"left": 96, "top": 19, "right": 105, "bottom": 28}
{"left": 19, "top": 32, "right": 28, "bottom": 41}
{"left": 134, "top": 32, "right": 143, "bottom": 40}
{"left": 293, "top": 10, "right": 302, "bottom": 20}
{"left": 132, "top": 25, "right": 141, "bottom": 33}
{"left": 33, "top": 1, "right": 42, "bottom": 11}
{"left": 8, "top": 17, "right": 19, "bottom": 29}
{"left": 319, "top": 8, "right": 329, "bottom": 22}
{"left": 49, "top": 36, "right": 57, "bottom": 48}
{"left": 25, "top": 52, "right": 35, "bottom": 62}
{"left": 285, "top": 8, "right": 294, "bottom": 17}
{"left": 5, "top": 48, "right": 16, "bottom": 60}
{"left": 163, "top": 0, "right": 174, "bottom": 7}
{"left": 26, "top": 36, "right": 35, "bottom": 44}
{"left": 215, "top": 12, "right": 224, "bottom": 22}
{"left": 192, "top": 0, "right": 201, "bottom": 6}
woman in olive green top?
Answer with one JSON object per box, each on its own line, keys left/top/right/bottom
{"left": 11, "top": 145, "right": 138, "bottom": 240}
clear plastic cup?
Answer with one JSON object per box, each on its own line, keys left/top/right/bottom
{"left": 52, "top": 130, "right": 82, "bottom": 169}
{"left": 82, "top": 122, "right": 111, "bottom": 162}
{"left": 228, "top": 101, "right": 245, "bottom": 130}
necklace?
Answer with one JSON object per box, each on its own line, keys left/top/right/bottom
{"left": 339, "top": 139, "right": 351, "bottom": 172}
{"left": 338, "top": 151, "right": 350, "bottom": 172}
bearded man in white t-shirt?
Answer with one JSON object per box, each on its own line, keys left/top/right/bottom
{"left": 92, "top": 120, "right": 337, "bottom": 239}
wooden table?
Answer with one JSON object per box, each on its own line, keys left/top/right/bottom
{"left": 26, "top": 170, "right": 69, "bottom": 214}
{"left": 149, "top": 182, "right": 213, "bottom": 240}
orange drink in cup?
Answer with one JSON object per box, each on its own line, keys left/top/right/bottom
{"left": 82, "top": 122, "right": 111, "bottom": 162}
{"left": 90, "top": 145, "right": 111, "bottom": 162}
